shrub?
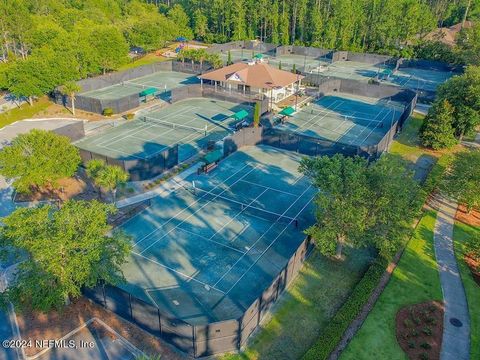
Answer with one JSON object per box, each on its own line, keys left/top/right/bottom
{"left": 422, "top": 327, "right": 432, "bottom": 336}
{"left": 419, "top": 353, "right": 429, "bottom": 360}
{"left": 124, "top": 113, "right": 135, "bottom": 120}
{"left": 302, "top": 258, "right": 388, "bottom": 360}
{"left": 420, "top": 342, "right": 431, "bottom": 350}
{"left": 103, "top": 107, "right": 114, "bottom": 116}
{"left": 408, "top": 340, "right": 416, "bottom": 349}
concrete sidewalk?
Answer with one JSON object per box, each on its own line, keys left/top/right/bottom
{"left": 116, "top": 163, "right": 202, "bottom": 208}
{"left": 433, "top": 196, "right": 470, "bottom": 360}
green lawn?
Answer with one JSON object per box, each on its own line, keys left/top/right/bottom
{"left": 340, "top": 211, "right": 441, "bottom": 360}
{"left": 0, "top": 97, "right": 51, "bottom": 129}
{"left": 221, "top": 247, "right": 375, "bottom": 360}
{"left": 118, "top": 53, "right": 169, "bottom": 71}
{"left": 390, "top": 114, "right": 426, "bottom": 160}
{"left": 453, "top": 221, "right": 480, "bottom": 359}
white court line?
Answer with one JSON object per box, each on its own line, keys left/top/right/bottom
{"left": 224, "top": 191, "right": 316, "bottom": 295}
{"left": 132, "top": 164, "right": 251, "bottom": 247}
{"left": 140, "top": 167, "right": 258, "bottom": 254}
{"left": 177, "top": 226, "right": 247, "bottom": 254}
{"left": 203, "top": 188, "right": 268, "bottom": 243}
{"left": 131, "top": 251, "right": 225, "bottom": 294}
{"left": 340, "top": 107, "right": 388, "bottom": 145}
{"left": 330, "top": 104, "right": 386, "bottom": 139}
{"left": 360, "top": 108, "right": 396, "bottom": 146}
{"left": 213, "top": 184, "right": 314, "bottom": 288}
{"left": 296, "top": 100, "right": 343, "bottom": 131}
{"left": 238, "top": 179, "right": 299, "bottom": 197}
{"left": 98, "top": 106, "right": 193, "bottom": 147}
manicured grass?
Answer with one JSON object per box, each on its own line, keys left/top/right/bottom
{"left": 340, "top": 211, "right": 441, "bottom": 360}
{"left": 0, "top": 97, "right": 51, "bottom": 129}
{"left": 221, "top": 247, "right": 375, "bottom": 360}
{"left": 453, "top": 221, "right": 480, "bottom": 359}
{"left": 118, "top": 53, "right": 169, "bottom": 71}
{"left": 390, "top": 114, "right": 427, "bottom": 161}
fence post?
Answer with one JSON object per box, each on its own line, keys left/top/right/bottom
{"left": 192, "top": 325, "right": 197, "bottom": 358}
{"left": 102, "top": 283, "right": 106, "bottom": 308}
{"left": 129, "top": 293, "right": 133, "bottom": 320}
{"left": 158, "top": 308, "right": 162, "bottom": 335}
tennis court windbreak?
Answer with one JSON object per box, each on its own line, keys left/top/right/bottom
{"left": 84, "top": 235, "right": 313, "bottom": 357}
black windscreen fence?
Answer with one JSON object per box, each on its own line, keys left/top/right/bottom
{"left": 83, "top": 237, "right": 313, "bottom": 358}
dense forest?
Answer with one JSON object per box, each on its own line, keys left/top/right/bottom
{"left": 0, "top": 0, "right": 479, "bottom": 101}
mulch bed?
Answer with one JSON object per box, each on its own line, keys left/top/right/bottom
{"left": 395, "top": 301, "right": 444, "bottom": 360}
{"left": 16, "top": 297, "right": 189, "bottom": 360}
{"left": 455, "top": 204, "right": 480, "bottom": 227}
{"left": 464, "top": 254, "right": 480, "bottom": 286}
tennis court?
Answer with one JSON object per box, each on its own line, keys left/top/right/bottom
{"left": 118, "top": 145, "right": 316, "bottom": 324}
{"left": 277, "top": 93, "right": 404, "bottom": 147}
{"left": 74, "top": 98, "right": 252, "bottom": 162}
{"left": 269, "top": 53, "right": 332, "bottom": 72}
{"left": 388, "top": 66, "right": 454, "bottom": 92}
{"left": 79, "top": 71, "right": 199, "bottom": 101}
{"left": 312, "top": 61, "right": 453, "bottom": 92}
{"left": 218, "top": 49, "right": 258, "bottom": 64}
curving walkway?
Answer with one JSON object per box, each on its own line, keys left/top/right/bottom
{"left": 433, "top": 196, "right": 470, "bottom": 360}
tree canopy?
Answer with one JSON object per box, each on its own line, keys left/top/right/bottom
{"left": 0, "top": 130, "right": 81, "bottom": 194}
{"left": 300, "top": 153, "right": 421, "bottom": 259}
{"left": 421, "top": 66, "right": 480, "bottom": 149}
{"left": 442, "top": 149, "right": 480, "bottom": 213}
{"left": 0, "top": 200, "right": 132, "bottom": 311}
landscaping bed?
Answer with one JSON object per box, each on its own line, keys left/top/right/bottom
{"left": 395, "top": 301, "right": 444, "bottom": 360}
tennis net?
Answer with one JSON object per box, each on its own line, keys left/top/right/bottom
{"left": 122, "top": 81, "right": 148, "bottom": 90}
{"left": 299, "top": 109, "right": 393, "bottom": 127}
{"left": 142, "top": 116, "right": 208, "bottom": 134}
{"left": 195, "top": 188, "right": 299, "bottom": 227}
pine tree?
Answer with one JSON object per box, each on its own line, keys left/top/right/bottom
{"left": 420, "top": 100, "right": 457, "bottom": 150}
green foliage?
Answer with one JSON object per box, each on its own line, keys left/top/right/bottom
{"left": 167, "top": 4, "right": 194, "bottom": 39}
{"left": 0, "top": 129, "right": 81, "bottom": 193}
{"left": 457, "top": 22, "right": 480, "bottom": 66}
{"left": 0, "top": 200, "right": 132, "bottom": 311}
{"left": 90, "top": 25, "right": 129, "bottom": 74}
{"left": 302, "top": 257, "right": 388, "bottom": 360}
{"left": 253, "top": 102, "right": 261, "bottom": 127}
{"left": 227, "top": 50, "right": 232, "bottom": 65}
{"left": 420, "top": 100, "right": 457, "bottom": 149}
{"left": 365, "top": 154, "right": 422, "bottom": 258}
{"left": 442, "top": 149, "right": 480, "bottom": 213}
{"left": 413, "top": 41, "right": 457, "bottom": 64}
{"left": 103, "top": 108, "right": 114, "bottom": 116}
{"left": 86, "top": 159, "right": 129, "bottom": 204}
{"left": 300, "top": 154, "right": 422, "bottom": 259}
{"left": 300, "top": 154, "right": 370, "bottom": 258}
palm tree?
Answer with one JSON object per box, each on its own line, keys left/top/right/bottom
{"left": 86, "top": 160, "right": 129, "bottom": 204}
{"left": 61, "top": 81, "right": 82, "bottom": 116}
{"left": 95, "top": 165, "right": 129, "bottom": 204}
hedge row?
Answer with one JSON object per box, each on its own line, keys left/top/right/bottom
{"left": 302, "top": 154, "right": 451, "bottom": 360}
{"left": 302, "top": 257, "right": 388, "bottom": 360}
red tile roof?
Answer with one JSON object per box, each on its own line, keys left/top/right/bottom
{"left": 199, "top": 61, "right": 304, "bottom": 89}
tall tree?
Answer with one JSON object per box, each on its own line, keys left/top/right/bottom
{"left": 299, "top": 154, "right": 370, "bottom": 259}
{"left": 442, "top": 149, "right": 480, "bottom": 213}
{"left": 420, "top": 99, "right": 458, "bottom": 150}
{"left": 89, "top": 25, "right": 129, "bottom": 74}
{"left": 0, "top": 200, "right": 132, "bottom": 311}
{"left": 60, "top": 81, "right": 82, "bottom": 115}
{"left": 87, "top": 160, "right": 129, "bottom": 204}
{"left": 0, "top": 130, "right": 81, "bottom": 194}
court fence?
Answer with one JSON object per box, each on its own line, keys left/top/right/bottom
{"left": 77, "top": 144, "right": 179, "bottom": 182}
{"left": 171, "top": 84, "right": 269, "bottom": 115}
{"left": 54, "top": 61, "right": 175, "bottom": 114}
{"left": 224, "top": 77, "right": 416, "bottom": 158}
{"left": 83, "top": 236, "right": 313, "bottom": 357}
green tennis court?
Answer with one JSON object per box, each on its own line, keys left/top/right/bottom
{"left": 268, "top": 53, "right": 332, "bottom": 72}
{"left": 314, "top": 61, "right": 454, "bottom": 92}
{"left": 217, "top": 49, "right": 257, "bottom": 64}
{"left": 118, "top": 145, "right": 316, "bottom": 324}
{"left": 79, "top": 71, "right": 199, "bottom": 101}
{"left": 277, "top": 93, "right": 404, "bottom": 147}
{"left": 74, "top": 98, "right": 252, "bottom": 162}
